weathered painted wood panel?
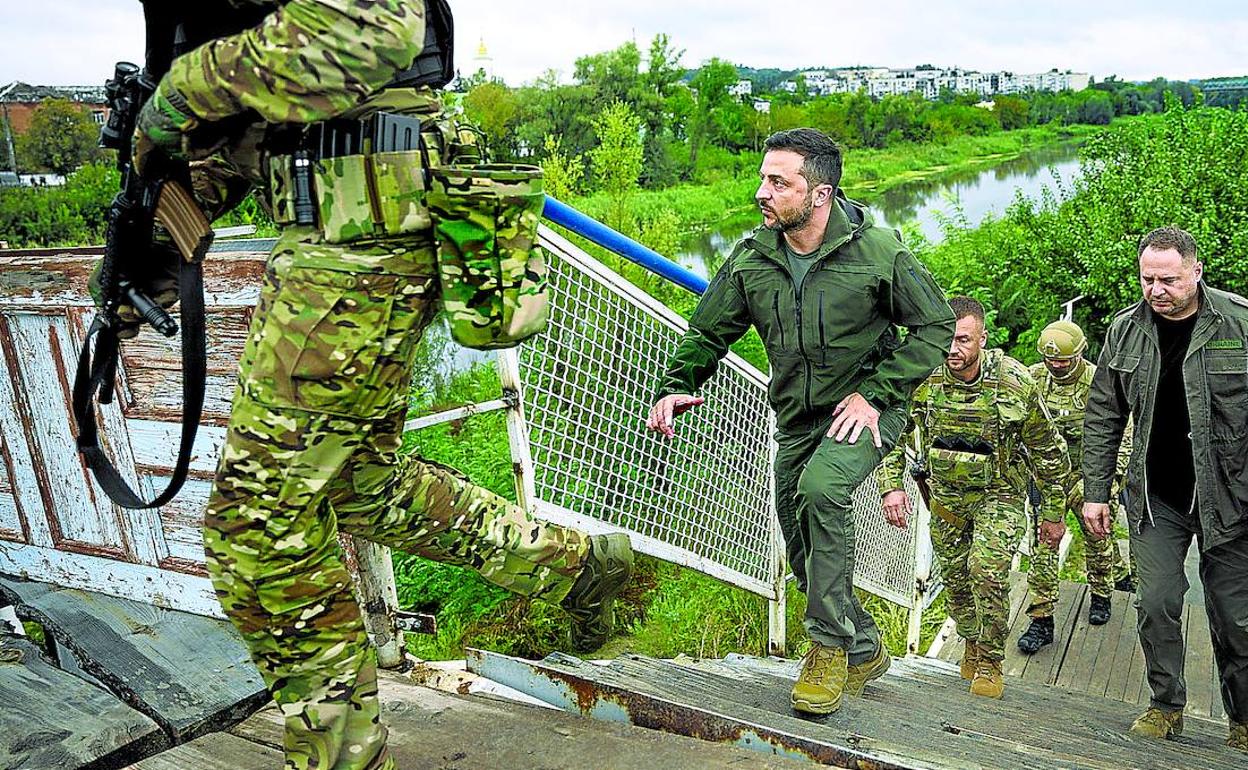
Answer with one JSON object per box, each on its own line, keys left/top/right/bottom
{"left": 155, "top": 477, "right": 212, "bottom": 568}
{"left": 4, "top": 312, "right": 131, "bottom": 555}
{"left": 0, "top": 576, "right": 268, "bottom": 742}
{"left": 128, "top": 421, "right": 226, "bottom": 477}
{"left": 0, "top": 317, "right": 46, "bottom": 546}
{"left": 0, "top": 635, "right": 169, "bottom": 770}
{"left": 0, "top": 543, "right": 222, "bottom": 617}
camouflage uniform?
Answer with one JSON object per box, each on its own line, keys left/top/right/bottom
{"left": 139, "top": 3, "right": 603, "bottom": 769}
{"left": 877, "top": 349, "right": 1070, "bottom": 663}
{"left": 1025, "top": 358, "right": 1132, "bottom": 619}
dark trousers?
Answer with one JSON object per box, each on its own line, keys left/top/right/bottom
{"left": 772, "top": 405, "right": 907, "bottom": 663}
{"left": 1132, "top": 494, "right": 1248, "bottom": 722}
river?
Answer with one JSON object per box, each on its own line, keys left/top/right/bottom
{"left": 675, "top": 142, "right": 1083, "bottom": 279}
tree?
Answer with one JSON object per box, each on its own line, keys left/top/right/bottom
{"left": 687, "top": 58, "right": 739, "bottom": 171}
{"left": 462, "top": 81, "right": 520, "bottom": 157}
{"left": 589, "top": 101, "right": 644, "bottom": 231}
{"left": 14, "top": 98, "right": 101, "bottom": 175}
{"left": 539, "top": 134, "right": 584, "bottom": 201}
{"left": 992, "top": 95, "right": 1030, "bottom": 130}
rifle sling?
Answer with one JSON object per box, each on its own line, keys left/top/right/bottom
{"left": 73, "top": 257, "right": 207, "bottom": 510}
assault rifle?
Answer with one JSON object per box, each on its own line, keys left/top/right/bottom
{"left": 71, "top": 61, "right": 213, "bottom": 510}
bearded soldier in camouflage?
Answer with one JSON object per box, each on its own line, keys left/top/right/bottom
{"left": 1017, "top": 320, "right": 1133, "bottom": 655}
{"left": 877, "top": 297, "right": 1070, "bottom": 699}
{"left": 126, "top": 2, "right": 632, "bottom": 769}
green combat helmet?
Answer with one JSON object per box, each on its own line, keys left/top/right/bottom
{"left": 1038, "top": 320, "right": 1086, "bottom": 382}
{"left": 1037, "top": 320, "right": 1087, "bottom": 360}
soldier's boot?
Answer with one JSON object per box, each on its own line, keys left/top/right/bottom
{"left": 959, "top": 640, "right": 981, "bottom": 681}
{"left": 1129, "top": 707, "right": 1183, "bottom": 739}
{"left": 1114, "top": 574, "right": 1136, "bottom": 593}
{"left": 845, "top": 645, "right": 891, "bottom": 696}
{"left": 1229, "top": 721, "right": 1248, "bottom": 753}
{"left": 970, "top": 656, "right": 1005, "bottom": 699}
{"left": 791, "top": 642, "right": 848, "bottom": 715}
{"left": 1088, "top": 594, "right": 1112, "bottom": 626}
{"left": 561, "top": 533, "right": 633, "bottom": 652}
{"left": 1016, "top": 616, "right": 1054, "bottom": 654}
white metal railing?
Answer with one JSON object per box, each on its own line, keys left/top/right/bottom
{"left": 413, "top": 225, "right": 940, "bottom": 654}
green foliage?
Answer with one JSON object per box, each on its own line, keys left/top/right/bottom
{"left": 0, "top": 161, "right": 118, "bottom": 246}
{"left": 920, "top": 104, "right": 1248, "bottom": 361}
{"left": 462, "top": 80, "right": 521, "bottom": 155}
{"left": 539, "top": 135, "right": 585, "bottom": 201}
{"left": 589, "top": 101, "right": 644, "bottom": 231}
{"left": 15, "top": 98, "right": 102, "bottom": 175}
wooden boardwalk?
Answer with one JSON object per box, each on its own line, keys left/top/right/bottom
{"left": 931, "top": 574, "right": 1228, "bottom": 721}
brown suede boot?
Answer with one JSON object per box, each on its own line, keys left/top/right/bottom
{"left": 845, "top": 646, "right": 891, "bottom": 696}
{"left": 1129, "top": 707, "right": 1184, "bottom": 739}
{"left": 1225, "top": 720, "right": 1246, "bottom": 752}
{"left": 969, "top": 655, "right": 1005, "bottom": 698}
{"left": 959, "top": 640, "right": 980, "bottom": 681}
{"left": 791, "top": 642, "right": 848, "bottom": 715}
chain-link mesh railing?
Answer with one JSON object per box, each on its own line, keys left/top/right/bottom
{"left": 519, "top": 228, "right": 779, "bottom": 596}
{"left": 521, "top": 226, "right": 938, "bottom": 610}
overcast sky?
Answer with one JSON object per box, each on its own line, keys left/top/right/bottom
{"left": 4, "top": 1, "right": 1245, "bottom": 87}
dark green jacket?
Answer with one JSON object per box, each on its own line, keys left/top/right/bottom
{"left": 1084, "top": 285, "right": 1248, "bottom": 549}
{"left": 655, "top": 194, "right": 955, "bottom": 434}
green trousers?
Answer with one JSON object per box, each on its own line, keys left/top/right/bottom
{"left": 205, "top": 228, "right": 589, "bottom": 770}
{"left": 773, "top": 406, "right": 907, "bottom": 663}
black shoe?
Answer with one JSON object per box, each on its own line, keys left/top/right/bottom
{"left": 1017, "top": 616, "right": 1055, "bottom": 654}
{"left": 1089, "top": 594, "right": 1112, "bottom": 625}
{"left": 1114, "top": 574, "right": 1136, "bottom": 593}
{"left": 561, "top": 533, "right": 633, "bottom": 652}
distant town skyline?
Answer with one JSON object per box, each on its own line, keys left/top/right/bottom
{"left": 3, "top": 1, "right": 1244, "bottom": 87}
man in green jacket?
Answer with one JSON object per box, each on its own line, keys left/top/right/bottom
{"left": 646, "top": 128, "right": 955, "bottom": 715}
{"left": 1083, "top": 226, "right": 1248, "bottom": 752}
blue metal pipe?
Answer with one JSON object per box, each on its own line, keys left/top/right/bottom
{"left": 542, "top": 195, "right": 709, "bottom": 295}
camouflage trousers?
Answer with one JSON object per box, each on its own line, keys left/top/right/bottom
{"left": 204, "top": 227, "right": 589, "bottom": 770}
{"left": 1026, "top": 506, "right": 1129, "bottom": 618}
{"left": 930, "top": 490, "right": 1026, "bottom": 662}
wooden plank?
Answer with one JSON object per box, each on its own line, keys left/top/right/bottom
{"left": 0, "top": 576, "right": 267, "bottom": 742}
{"left": 126, "top": 730, "right": 281, "bottom": 770}
{"left": 156, "top": 478, "right": 212, "bottom": 567}
{"left": 122, "top": 369, "right": 238, "bottom": 424}
{"left": 120, "top": 309, "right": 251, "bottom": 377}
{"left": 1084, "top": 587, "right": 1133, "bottom": 699}
{"left": 219, "top": 671, "right": 823, "bottom": 770}
{"left": 1104, "top": 591, "right": 1142, "bottom": 703}
{"left": 0, "top": 543, "right": 222, "bottom": 617}
{"left": 0, "top": 635, "right": 169, "bottom": 770}
{"left": 5, "top": 313, "right": 129, "bottom": 554}
{"left": 0, "top": 314, "right": 50, "bottom": 547}
{"left": 1003, "top": 571, "right": 1046, "bottom": 679}
{"left": 1186, "top": 601, "right": 1216, "bottom": 718}
{"left": 1055, "top": 588, "right": 1098, "bottom": 693}
{"left": 128, "top": 421, "right": 226, "bottom": 476}
{"left": 1020, "top": 581, "right": 1086, "bottom": 685}
{"left": 0, "top": 492, "right": 20, "bottom": 540}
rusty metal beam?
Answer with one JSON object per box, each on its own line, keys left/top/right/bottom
{"left": 465, "top": 649, "right": 919, "bottom": 769}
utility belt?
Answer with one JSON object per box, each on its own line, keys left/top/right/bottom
{"left": 268, "top": 112, "right": 548, "bottom": 351}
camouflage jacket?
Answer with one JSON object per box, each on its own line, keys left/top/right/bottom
{"left": 1084, "top": 284, "right": 1248, "bottom": 549}
{"left": 877, "top": 349, "right": 1071, "bottom": 522}
{"left": 1028, "top": 359, "right": 1132, "bottom": 496}
{"left": 654, "top": 194, "right": 955, "bottom": 434}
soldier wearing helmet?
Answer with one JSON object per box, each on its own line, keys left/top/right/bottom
{"left": 1017, "top": 319, "right": 1133, "bottom": 655}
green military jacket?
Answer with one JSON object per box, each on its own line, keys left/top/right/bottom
{"left": 654, "top": 194, "right": 955, "bottom": 434}
{"left": 877, "top": 349, "right": 1071, "bottom": 522}
{"left": 1084, "top": 285, "right": 1248, "bottom": 549}
{"left": 1029, "top": 359, "right": 1132, "bottom": 503}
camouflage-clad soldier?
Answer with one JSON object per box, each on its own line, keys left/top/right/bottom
{"left": 877, "top": 297, "right": 1070, "bottom": 699}
{"left": 1017, "top": 320, "right": 1133, "bottom": 655}
{"left": 126, "top": 3, "right": 632, "bottom": 769}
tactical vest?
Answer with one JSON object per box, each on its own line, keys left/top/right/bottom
{"left": 922, "top": 350, "right": 1009, "bottom": 492}
{"left": 1034, "top": 360, "right": 1091, "bottom": 466}
{"left": 141, "top": 0, "right": 453, "bottom": 88}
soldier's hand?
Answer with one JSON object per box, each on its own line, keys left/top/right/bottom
{"left": 828, "top": 392, "right": 881, "bottom": 447}
{"left": 1082, "top": 502, "right": 1113, "bottom": 540}
{"left": 646, "top": 394, "right": 704, "bottom": 439}
{"left": 881, "top": 489, "right": 911, "bottom": 529}
{"left": 1038, "top": 519, "right": 1067, "bottom": 549}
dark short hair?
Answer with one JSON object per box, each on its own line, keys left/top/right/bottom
{"left": 1138, "top": 225, "right": 1198, "bottom": 263}
{"left": 763, "top": 128, "right": 843, "bottom": 189}
{"left": 948, "top": 296, "right": 985, "bottom": 325}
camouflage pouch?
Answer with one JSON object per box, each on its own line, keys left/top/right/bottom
{"left": 372, "top": 151, "right": 432, "bottom": 235}
{"left": 427, "top": 163, "right": 548, "bottom": 350}
{"left": 312, "top": 154, "right": 377, "bottom": 243}
{"left": 928, "top": 447, "right": 995, "bottom": 490}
